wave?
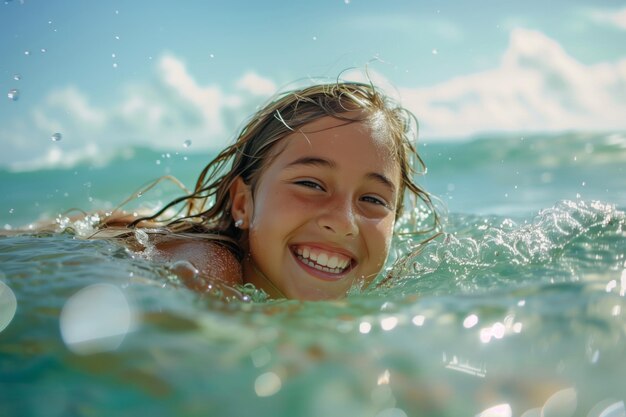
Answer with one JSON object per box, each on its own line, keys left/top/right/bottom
{"left": 0, "top": 144, "right": 200, "bottom": 173}
{"left": 385, "top": 199, "right": 626, "bottom": 296}
{"left": 3, "top": 131, "right": 624, "bottom": 174}
{"left": 423, "top": 131, "right": 626, "bottom": 173}
{"left": 3, "top": 143, "right": 133, "bottom": 173}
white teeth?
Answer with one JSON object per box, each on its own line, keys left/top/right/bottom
{"left": 295, "top": 246, "right": 351, "bottom": 274}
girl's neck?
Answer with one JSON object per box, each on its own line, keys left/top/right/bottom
{"left": 242, "top": 254, "right": 286, "bottom": 299}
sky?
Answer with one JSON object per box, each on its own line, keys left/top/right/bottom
{"left": 1, "top": 0, "right": 626, "bottom": 169}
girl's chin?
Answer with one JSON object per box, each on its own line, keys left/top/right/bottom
{"left": 286, "top": 273, "right": 353, "bottom": 300}
{"left": 289, "top": 287, "right": 348, "bottom": 301}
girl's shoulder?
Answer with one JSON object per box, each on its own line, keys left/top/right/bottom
{"left": 153, "top": 234, "right": 243, "bottom": 289}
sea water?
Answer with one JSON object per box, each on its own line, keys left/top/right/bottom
{"left": 1, "top": 132, "right": 626, "bottom": 417}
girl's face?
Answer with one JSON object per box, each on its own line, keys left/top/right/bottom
{"left": 237, "top": 115, "right": 401, "bottom": 300}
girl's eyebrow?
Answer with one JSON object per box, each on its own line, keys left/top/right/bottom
{"left": 286, "top": 156, "right": 335, "bottom": 169}
{"left": 285, "top": 156, "right": 397, "bottom": 195}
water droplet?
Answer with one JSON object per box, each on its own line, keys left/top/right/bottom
{"left": 377, "top": 369, "right": 391, "bottom": 385}
{"left": 112, "top": 63, "right": 118, "bottom": 68}
{"left": 480, "top": 327, "right": 493, "bottom": 343}
{"left": 115, "top": 35, "right": 120, "bottom": 40}
{"left": 169, "top": 260, "right": 199, "bottom": 280}
{"left": 183, "top": 156, "right": 188, "bottom": 161}
{"left": 13, "top": 74, "right": 21, "bottom": 81}
{"left": 0, "top": 281, "right": 18, "bottom": 333}
{"left": 209, "top": 53, "right": 214, "bottom": 58}
{"left": 59, "top": 284, "right": 134, "bottom": 355}
{"left": 344, "top": 0, "right": 350, "bottom": 4}
{"left": 8, "top": 208, "right": 14, "bottom": 214}
{"left": 7, "top": 89, "right": 19, "bottom": 101}
{"left": 183, "top": 139, "right": 192, "bottom": 148}
{"left": 111, "top": 53, "right": 116, "bottom": 58}
{"left": 375, "top": 408, "right": 408, "bottom": 417}
{"left": 380, "top": 316, "right": 398, "bottom": 331}
{"left": 541, "top": 389, "right": 577, "bottom": 417}
{"left": 115, "top": 9, "right": 119, "bottom": 14}
{"left": 463, "top": 314, "right": 478, "bottom": 328}
{"left": 432, "top": 48, "right": 438, "bottom": 55}
{"left": 51, "top": 132, "right": 62, "bottom": 142}
{"left": 359, "top": 321, "right": 372, "bottom": 334}
{"left": 312, "top": 36, "right": 317, "bottom": 41}
{"left": 40, "top": 48, "right": 47, "bottom": 53}
{"left": 254, "top": 372, "right": 282, "bottom": 397}
{"left": 250, "top": 347, "right": 272, "bottom": 368}
{"left": 476, "top": 404, "right": 511, "bottom": 417}
{"left": 155, "top": 160, "right": 161, "bottom": 165}
{"left": 24, "top": 50, "right": 30, "bottom": 56}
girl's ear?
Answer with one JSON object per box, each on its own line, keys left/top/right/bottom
{"left": 229, "top": 176, "right": 253, "bottom": 229}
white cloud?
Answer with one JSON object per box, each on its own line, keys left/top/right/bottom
{"left": 3, "top": 32, "right": 626, "bottom": 169}
{"left": 45, "top": 87, "right": 106, "bottom": 126}
{"left": 0, "top": 55, "right": 277, "bottom": 167}
{"left": 590, "top": 7, "right": 626, "bottom": 30}
{"left": 158, "top": 54, "right": 240, "bottom": 136}
{"left": 8, "top": 143, "right": 105, "bottom": 172}
{"left": 400, "top": 28, "right": 626, "bottom": 138}
{"left": 24, "top": 87, "right": 106, "bottom": 143}
{"left": 236, "top": 72, "right": 277, "bottom": 96}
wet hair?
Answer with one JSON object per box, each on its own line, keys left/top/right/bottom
{"left": 128, "top": 81, "right": 438, "bottom": 258}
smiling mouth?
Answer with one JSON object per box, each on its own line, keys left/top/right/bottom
{"left": 292, "top": 245, "right": 354, "bottom": 276}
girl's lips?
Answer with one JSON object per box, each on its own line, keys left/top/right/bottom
{"left": 290, "top": 244, "right": 356, "bottom": 281}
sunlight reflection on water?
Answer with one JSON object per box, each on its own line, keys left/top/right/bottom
{"left": 59, "top": 283, "right": 135, "bottom": 354}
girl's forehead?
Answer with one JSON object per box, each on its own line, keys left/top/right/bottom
{"left": 272, "top": 116, "right": 400, "bottom": 174}
{"left": 295, "top": 113, "right": 393, "bottom": 145}
{"left": 259, "top": 114, "right": 399, "bottom": 177}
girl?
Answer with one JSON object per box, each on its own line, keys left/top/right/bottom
{"left": 101, "top": 81, "right": 438, "bottom": 300}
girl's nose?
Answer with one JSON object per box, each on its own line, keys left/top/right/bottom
{"left": 317, "top": 197, "right": 359, "bottom": 237}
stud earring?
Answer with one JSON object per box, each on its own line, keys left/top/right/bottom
{"left": 234, "top": 219, "right": 243, "bottom": 228}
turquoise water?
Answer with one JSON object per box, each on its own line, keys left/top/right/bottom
{"left": 1, "top": 132, "right": 626, "bottom": 416}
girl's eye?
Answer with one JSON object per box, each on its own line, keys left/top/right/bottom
{"left": 361, "top": 195, "right": 390, "bottom": 208}
{"left": 295, "top": 180, "right": 324, "bottom": 191}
